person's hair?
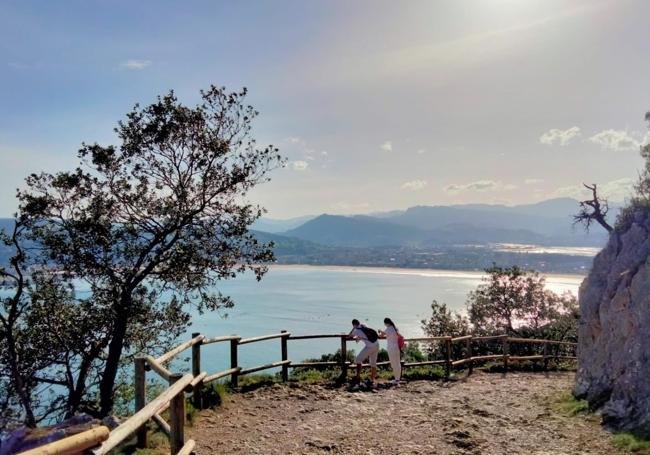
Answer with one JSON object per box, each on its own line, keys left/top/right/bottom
{"left": 352, "top": 318, "right": 360, "bottom": 326}
{"left": 384, "top": 317, "right": 397, "bottom": 331}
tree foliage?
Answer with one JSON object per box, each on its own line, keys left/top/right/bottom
{"left": 11, "top": 85, "right": 283, "bottom": 418}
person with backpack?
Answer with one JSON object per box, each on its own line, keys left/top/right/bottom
{"left": 379, "top": 317, "right": 404, "bottom": 384}
{"left": 348, "top": 319, "right": 379, "bottom": 384}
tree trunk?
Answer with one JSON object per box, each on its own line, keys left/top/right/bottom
{"left": 98, "top": 295, "right": 130, "bottom": 416}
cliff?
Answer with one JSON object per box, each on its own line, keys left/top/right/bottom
{"left": 575, "top": 208, "right": 650, "bottom": 436}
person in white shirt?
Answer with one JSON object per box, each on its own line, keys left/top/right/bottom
{"left": 348, "top": 318, "right": 379, "bottom": 384}
{"left": 379, "top": 317, "right": 401, "bottom": 384}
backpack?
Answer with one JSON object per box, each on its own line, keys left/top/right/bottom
{"left": 359, "top": 325, "right": 379, "bottom": 343}
{"left": 397, "top": 333, "right": 405, "bottom": 351}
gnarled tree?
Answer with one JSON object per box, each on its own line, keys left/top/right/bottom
{"left": 18, "top": 85, "right": 284, "bottom": 416}
{"left": 573, "top": 183, "right": 613, "bottom": 233}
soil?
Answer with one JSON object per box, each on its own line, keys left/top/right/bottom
{"left": 190, "top": 371, "right": 626, "bottom": 454}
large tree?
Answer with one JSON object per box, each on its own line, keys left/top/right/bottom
{"left": 18, "top": 85, "right": 283, "bottom": 415}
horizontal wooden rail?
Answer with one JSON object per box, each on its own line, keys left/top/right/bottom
{"left": 239, "top": 332, "right": 291, "bottom": 345}
{"left": 94, "top": 373, "right": 193, "bottom": 455}
{"left": 290, "top": 361, "right": 341, "bottom": 368}
{"left": 403, "top": 360, "right": 447, "bottom": 367}
{"left": 508, "top": 337, "right": 576, "bottom": 346}
{"left": 19, "top": 426, "right": 110, "bottom": 455}
{"left": 451, "top": 335, "right": 473, "bottom": 342}
{"left": 289, "top": 334, "right": 346, "bottom": 340}
{"left": 470, "top": 354, "right": 504, "bottom": 362}
{"left": 404, "top": 336, "right": 451, "bottom": 342}
{"left": 509, "top": 355, "right": 545, "bottom": 361}
{"left": 190, "top": 371, "right": 207, "bottom": 388}
{"left": 203, "top": 335, "right": 241, "bottom": 345}
{"left": 203, "top": 367, "right": 242, "bottom": 384}
{"left": 144, "top": 355, "right": 172, "bottom": 382}
{"left": 156, "top": 334, "right": 205, "bottom": 364}
{"left": 472, "top": 335, "right": 506, "bottom": 341}
{"left": 452, "top": 358, "right": 473, "bottom": 366}
{"left": 239, "top": 360, "right": 292, "bottom": 375}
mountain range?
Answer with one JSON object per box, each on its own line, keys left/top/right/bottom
{"left": 267, "top": 198, "right": 616, "bottom": 248}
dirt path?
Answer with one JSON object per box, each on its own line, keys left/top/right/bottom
{"left": 190, "top": 372, "right": 625, "bottom": 454}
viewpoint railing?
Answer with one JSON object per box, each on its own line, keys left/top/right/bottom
{"left": 22, "top": 332, "right": 577, "bottom": 455}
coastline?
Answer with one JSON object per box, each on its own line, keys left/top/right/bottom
{"left": 268, "top": 263, "right": 587, "bottom": 282}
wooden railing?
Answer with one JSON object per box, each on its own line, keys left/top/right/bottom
{"left": 22, "top": 332, "right": 576, "bottom": 455}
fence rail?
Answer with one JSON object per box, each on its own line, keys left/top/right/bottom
{"left": 23, "top": 331, "right": 576, "bottom": 455}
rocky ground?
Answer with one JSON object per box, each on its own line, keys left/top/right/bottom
{"left": 190, "top": 371, "right": 627, "bottom": 454}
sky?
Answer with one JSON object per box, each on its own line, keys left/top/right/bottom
{"left": 1, "top": 0, "right": 650, "bottom": 219}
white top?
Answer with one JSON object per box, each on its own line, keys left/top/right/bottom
{"left": 351, "top": 327, "right": 378, "bottom": 348}
{"left": 383, "top": 326, "right": 399, "bottom": 350}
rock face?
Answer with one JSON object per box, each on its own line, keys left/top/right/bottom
{"left": 575, "top": 209, "right": 650, "bottom": 436}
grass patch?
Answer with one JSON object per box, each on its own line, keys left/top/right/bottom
{"left": 612, "top": 433, "right": 650, "bottom": 453}
{"left": 551, "top": 390, "right": 589, "bottom": 416}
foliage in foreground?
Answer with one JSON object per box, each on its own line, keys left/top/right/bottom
{"left": 1, "top": 84, "right": 283, "bottom": 429}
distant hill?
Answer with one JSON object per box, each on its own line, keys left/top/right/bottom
{"left": 276, "top": 198, "right": 614, "bottom": 248}
{"left": 251, "top": 215, "right": 315, "bottom": 233}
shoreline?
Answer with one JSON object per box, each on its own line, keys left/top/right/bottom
{"left": 268, "top": 263, "right": 586, "bottom": 281}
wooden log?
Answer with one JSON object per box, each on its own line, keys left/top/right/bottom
{"left": 191, "top": 332, "right": 203, "bottom": 409}
{"left": 451, "top": 335, "right": 473, "bottom": 342}
{"left": 239, "top": 332, "right": 291, "bottom": 345}
{"left": 469, "top": 354, "right": 504, "bottom": 361}
{"left": 239, "top": 360, "right": 291, "bottom": 375}
{"left": 230, "top": 338, "right": 239, "bottom": 388}
{"left": 202, "top": 335, "right": 241, "bottom": 345}
{"left": 177, "top": 439, "right": 196, "bottom": 455}
{"left": 93, "top": 374, "right": 193, "bottom": 455}
{"left": 466, "top": 337, "right": 473, "bottom": 375}
{"left": 156, "top": 334, "right": 205, "bottom": 364}
{"left": 144, "top": 355, "right": 172, "bottom": 382}
{"left": 472, "top": 335, "right": 507, "bottom": 341}
{"left": 189, "top": 372, "right": 207, "bottom": 390}
{"left": 19, "top": 426, "right": 110, "bottom": 455}
{"left": 404, "top": 336, "right": 451, "bottom": 342}
{"left": 507, "top": 337, "right": 576, "bottom": 346}
{"left": 169, "top": 374, "right": 186, "bottom": 455}
{"left": 289, "top": 361, "right": 342, "bottom": 368}
{"left": 134, "top": 357, "right": 147, "bottom": 449}
{"left": 402, "top": 360, "right": 447, "bottom": 367}
{"left": 451, "top": 358, "right": 473, "bottom": 366}
{"left": 502, "top": 335, "right": 509, "bottom": 372}
{"left": 152, "top": 413, "right": 170, "bottom": 437}
{"left": 444, "top": 338, "right": 452, "bottom": 378}
{"left": 340, "top": 336, "right": 348, "bottom": 379}
{"left": 203, "top": 367, "right": 242, "bottom": 384}
{"left": 508, "top": 355, "right": 545, "bottom": 361}
{"left": 288, "top": 333, "right": 347, "bottom": 340}
{"left": 281, "top": 330, "right": 289, "bottom": 382}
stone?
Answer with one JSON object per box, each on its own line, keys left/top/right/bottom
{"left": 575, "top": 208, "right": 650, "bottom": 436}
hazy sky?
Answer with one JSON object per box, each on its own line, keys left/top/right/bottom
{"left": 1, "top": 0, "right": 650, "bottom": 218}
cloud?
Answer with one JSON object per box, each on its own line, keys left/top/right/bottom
{"left": 553, "top": 178, "right": 635, "bottom": 202}
{"left": 380, "top": 141, "right": 392, "bottom": 152}
{"left": 525, "top": 178, "right": 544, "bottom": 185}
{"left": 285, "top": 136, "right": 304, "bottom": 145}
{"left": 416, "top": 148, "right": 426, "bottom": 155}
{"left": 331, "top": 201, "right": 371, "bottom": 212}
{"left": 119, "top": 59, "right": 152, "bottom": 70}
{"left": 444, "top": 180, "right": 516, "bottom": 194}
{"left": 539, "top": 127, "right": 581, "bottom": 146}
{"left": 401, "top": 179, "right": 427, "bottom": 191}
{"left": 588, "top": 129, "right": 642, "bottom": 152}
{"left": 291, "top": 160, "right": 309, "bottom": 171}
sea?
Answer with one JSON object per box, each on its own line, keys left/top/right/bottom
{"left": 177, "top": 265, "right": 584, "bottom": 374}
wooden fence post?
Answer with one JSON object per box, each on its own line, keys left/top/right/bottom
{"left": 502, "top": 335, "right": 509, "bottom": 373}
{"left": 445, "top": 338, "right": 452, "bottom": 379}
{"left": 466, "top": 337, "right": 473, "bottom": 376}
{"left": 281, "top": 330, "right": 289, "bottom": 382}
{"left": 543, "top": 342, "right": 549, "bottom": 371}
{"left": 134, "top": 357, "right": 147, "bottom": 449}
{"left": 169, "top": 373, "right": 185, "bottom": 455}
{"left": 191, "top": 332, "right": 202, "bottom": 409}
{"left": 230, "top": 338, "right": 239, "bottom": 388}
{"left": 340, "top": 336, "right": 348, "bottom": 380}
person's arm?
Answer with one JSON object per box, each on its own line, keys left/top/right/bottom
{"left": 378, "top": 330, "right": 387, "bottom": 338}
